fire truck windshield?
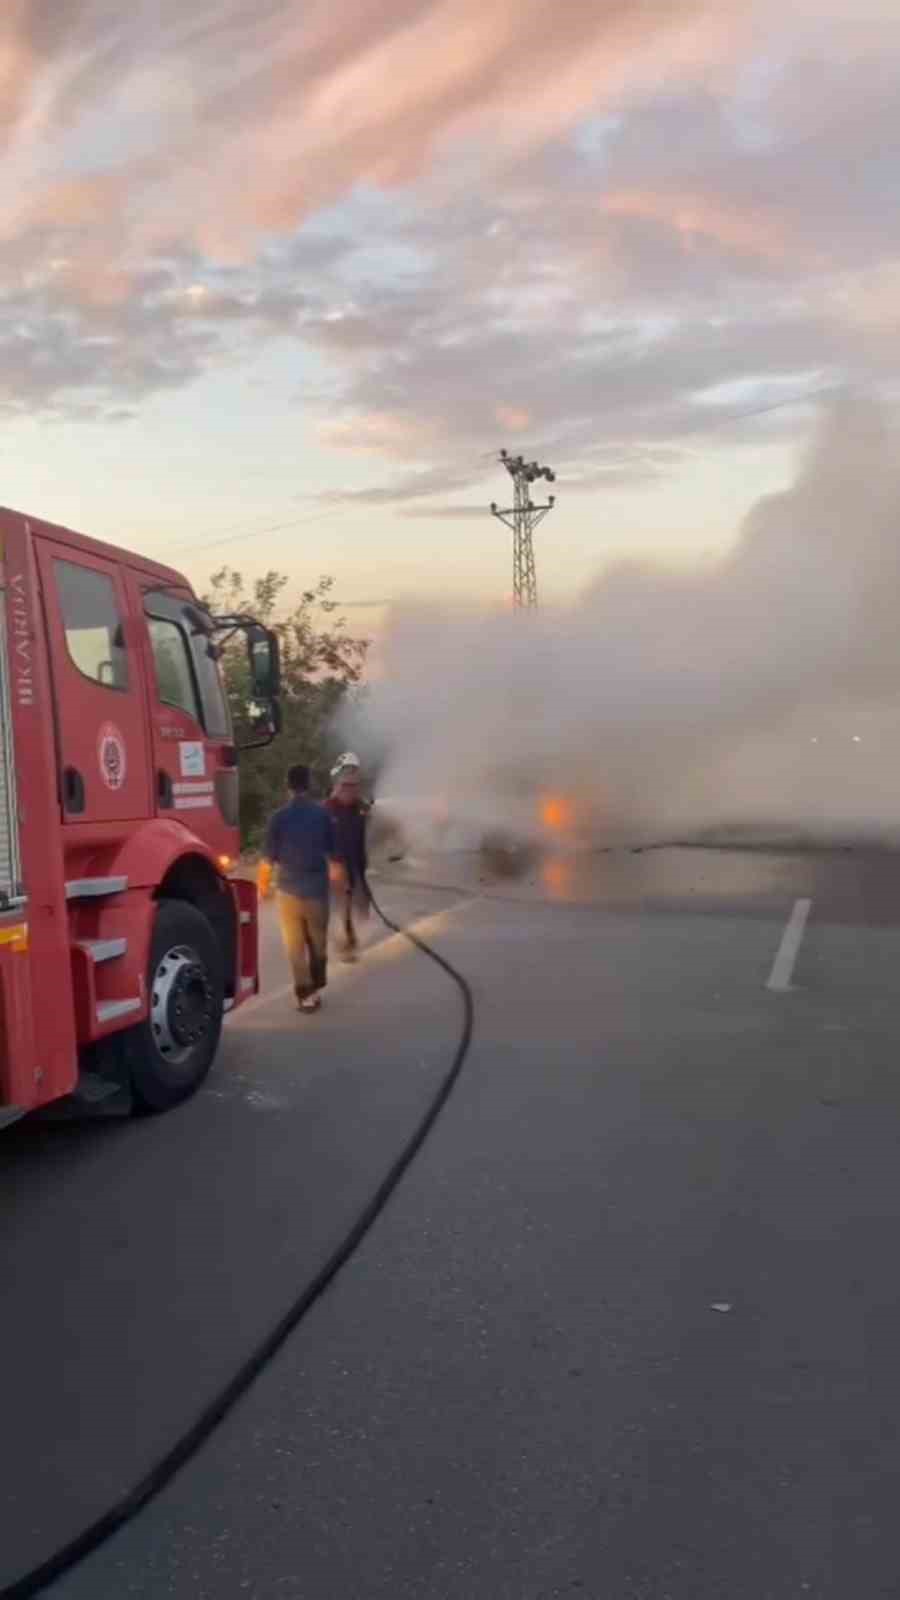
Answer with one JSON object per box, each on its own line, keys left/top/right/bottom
{"left": 145, "top": 591, "right": 231, "bottom": 739}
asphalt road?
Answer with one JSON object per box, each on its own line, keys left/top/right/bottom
{"left": 5, "top": 845, "right": 900, "bottom": 1598}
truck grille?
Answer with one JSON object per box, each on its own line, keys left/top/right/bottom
{"left": 0, "top": 595, "right": 24, "bottom": 909}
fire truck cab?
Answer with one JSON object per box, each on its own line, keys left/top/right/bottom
{"left": 0, "top": 507, "right": 280, "bottom": 1124}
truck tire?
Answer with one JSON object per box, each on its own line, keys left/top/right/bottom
{"left": 128, "top": 898, "right": 226, "bottom": 1113}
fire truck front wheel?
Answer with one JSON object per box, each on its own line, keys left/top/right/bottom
{"left": 129, "top": 898, "right": 226, "bottom": 1112}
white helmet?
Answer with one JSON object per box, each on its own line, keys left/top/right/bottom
{"left": 331, "top": 751, "right": 361, "bottom": 781}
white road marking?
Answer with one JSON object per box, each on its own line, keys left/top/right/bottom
{"left": 226, "top": 896, "right": 478, "bottom": 1025}
{"left": 766, "top": 897, "right": 812, "bottom": 992}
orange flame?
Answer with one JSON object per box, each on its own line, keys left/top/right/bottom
{"left": 539, "top": 794, "right": 574, "bottom": 833}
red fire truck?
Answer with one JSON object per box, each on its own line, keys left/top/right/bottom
{"left": 0, "top": 506, "right": 281, "bottom": 1126}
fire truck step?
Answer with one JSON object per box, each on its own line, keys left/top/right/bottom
{"left": 96, "top": 996, "right": 142, "bottom": 1024}
{"left": 65, "top": 875, "right": 129, "bottom": 899}
{"left": 81, "top": 937, "right": 127, "bottom": 963}
{"left": 75, "top": 1072, "right": 125, "bottom": 1104}
{"left": 38, "top": 1070, "right": 133, "bottom": 1120}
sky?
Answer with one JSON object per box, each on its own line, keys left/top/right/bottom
{"left": 1, "top": 0, "right": 898, "bottom": 613}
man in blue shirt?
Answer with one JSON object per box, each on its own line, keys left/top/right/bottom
{"left": 258, "top": 763, "right": 337, "bottom": 1012}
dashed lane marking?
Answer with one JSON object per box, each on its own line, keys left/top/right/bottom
{"left": 766, "top": 897, "right": 812, "bottom": 992}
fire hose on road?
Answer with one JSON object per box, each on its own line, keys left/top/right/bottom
{"left": 2, "top": 882, "right": 475, "bottom": 1600}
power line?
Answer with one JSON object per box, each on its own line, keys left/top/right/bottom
{"left": 687, "top": 382, "right": 838, "bottom": 434}
{"left": 160, "top": 382, "right": 835, "bottom": 562}
{"left": 189, "top": 506, "right": 308, "bottom": 540}
{"left": 165, "top": 504, "right": 350, "bottom": 557}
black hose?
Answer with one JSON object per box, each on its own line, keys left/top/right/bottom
{"left": 2, "top": 884, "right": 474, "bottom": 1599}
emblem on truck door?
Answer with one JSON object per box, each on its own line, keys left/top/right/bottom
{"left": 97, "top": 722, "right": 127, "bottom": 791}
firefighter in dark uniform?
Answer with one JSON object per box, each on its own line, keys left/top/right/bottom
{"left": 326, "top": 753, "right": 372, "bottom": 961}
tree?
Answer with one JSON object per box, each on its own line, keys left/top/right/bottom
{"left": 203, "top": 568, "right": 369, "bottom": 848}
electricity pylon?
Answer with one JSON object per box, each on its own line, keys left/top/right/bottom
{"left": 490, "top": 450, "right": 556, "bottom": 608}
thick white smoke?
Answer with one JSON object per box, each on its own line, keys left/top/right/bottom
{"left": 347, "top": 393, "right": 900, "bottom": 853}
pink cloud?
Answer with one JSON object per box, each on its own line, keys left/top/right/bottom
{"left": 601, "top": 187, "right": 796, "bottom": 265}
{"left": 1, "top": 0, "right": 751, "bottom": 264}
{"left": 0, "top": 2, "right": 35, "bottom": 136}
{"left": 318, "top": 410, "right": 444, "bottom": 457}
{"left": 0, "top": 0, "right": 898, "bottom": 451}
{"left": 495, "top": 406, "right": 531, "bottom": 432}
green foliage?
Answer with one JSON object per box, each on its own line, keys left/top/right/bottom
{"left": 202, "top": 568, "right": 369, "bottom": 848}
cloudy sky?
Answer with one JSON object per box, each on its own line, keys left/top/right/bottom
{"left": 1, "top": 0, "right": 898, "bottom": 607}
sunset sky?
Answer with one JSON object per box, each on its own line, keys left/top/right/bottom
{"left": 2, "top": 0, "right": 898, "bottom": 611}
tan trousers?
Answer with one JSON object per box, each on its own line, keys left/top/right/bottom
{"left": 276, "top": 892, "right": 329, "bottom": 1000}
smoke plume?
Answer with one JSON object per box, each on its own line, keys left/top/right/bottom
{"left": 349, "top": 393, "right": 900, "bottom": 853}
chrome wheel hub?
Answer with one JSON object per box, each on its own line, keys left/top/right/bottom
{"left": 151, "top": 944, "right": 214, "bottom": 1066}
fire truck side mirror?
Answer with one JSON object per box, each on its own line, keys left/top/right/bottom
{"left": 247, "top": 626, "right": 280, "bottom": 702}
{"left": 208, "top": 610, "right": 283, "bottom": 750}
{"left": 235, "top": 625, "right": 282, "bottom": 750}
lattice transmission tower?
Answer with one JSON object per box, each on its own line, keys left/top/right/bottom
{"left": 490, "top": 450, "right": 556, "bottom": 608}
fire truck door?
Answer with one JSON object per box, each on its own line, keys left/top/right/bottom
{"left": 36, "top": 541, "right": 152, "bottom": 824}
